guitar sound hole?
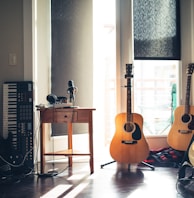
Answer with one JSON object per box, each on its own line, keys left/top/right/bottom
{"left": 124, "top": 122, "right": 135, "bottom": 133}
{"left": 182, "top": 114, "right": 191, "bottom": 123}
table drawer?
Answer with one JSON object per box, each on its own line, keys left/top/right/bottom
{"left": 54, "top": 111, "right": 77, "bottom": 122}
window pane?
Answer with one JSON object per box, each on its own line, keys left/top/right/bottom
{"left": 134, "top": 60, "right": 178, "bottom": 136}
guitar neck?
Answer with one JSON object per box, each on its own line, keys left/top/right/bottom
{"left": 127, "top": 80, "right": 132, "bottom": 121}
{"left": 125, "top": 63, "right": 133, "bottom": 122}
{"left": 185, "top": 74, "right": 192, "bottom": 114}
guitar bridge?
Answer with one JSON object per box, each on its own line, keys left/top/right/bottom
{"left": 121, "top": 140, "right": 137, "bottom": 144}
{"left": 178, "top": 130, "right": 192, "bottom": 134}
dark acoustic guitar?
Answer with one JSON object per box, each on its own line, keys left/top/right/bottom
{"left": 110, "top": 64, "right": 149, "bottom": 164}
{"left": 167, "top": 63, "right": 194, "bottom": 151}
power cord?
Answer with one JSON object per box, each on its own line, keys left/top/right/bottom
{"left": 37, "top": 137, "right": 58, "bottom": 178}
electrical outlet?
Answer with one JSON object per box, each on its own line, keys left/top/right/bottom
{"left": 9, "top": 53, "right": 17, "bottom": 65}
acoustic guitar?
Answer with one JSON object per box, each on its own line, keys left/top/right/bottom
{"left": 167, "top": 63, "right": 194, "bottom": 151}
{"left": 109, "top": 64, "right": 149, "bottom": 164}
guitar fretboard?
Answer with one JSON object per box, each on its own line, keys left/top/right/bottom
{"left": 125, "top": 64, "right": 133, "bottom": 122}
{"left": 185, "top": 63, "right": 194, "bottom": 114}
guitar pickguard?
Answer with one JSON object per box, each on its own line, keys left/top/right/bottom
{"left": 188, "top": 114, "right": 194, "bottom": 130}
{"left": 132, "top": 123, "right": 142, "bottom": 140}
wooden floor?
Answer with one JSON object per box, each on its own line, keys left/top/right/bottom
{"left": 0, "top": 156, "right": 193, "bottom": 198}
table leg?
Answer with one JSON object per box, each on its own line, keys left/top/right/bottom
{"left": 88, "top": 112, "right": 94, "bottom": 174}
{"left": 67, "top": 122, "right": 73, "bottom": 167}
{"left": 40, "top": 123, "right": 45, "bottom": 174}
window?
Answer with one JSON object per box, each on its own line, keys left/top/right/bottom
{"left": 133, "top": 60, "right": 179, "bottom": 136}
{"left": 133, "top": 0, "right": 180, "bottom": 136}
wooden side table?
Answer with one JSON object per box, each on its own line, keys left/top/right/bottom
{"left": 38, "top": 107, "right": 95, "bottom": 174}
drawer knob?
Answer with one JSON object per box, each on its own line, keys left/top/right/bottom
{"left": 64, "top": 115, "right": 68, "bottom": 118}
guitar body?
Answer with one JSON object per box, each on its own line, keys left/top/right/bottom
{"left": 110, "top": 112, "right": 149, "bottom": 164}
{"left": 167, "top": 105, "right": 194, "bottom": 151}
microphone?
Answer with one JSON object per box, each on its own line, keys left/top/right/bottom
{"left": 67, "top": 80, "right": 77, "bottom": 103}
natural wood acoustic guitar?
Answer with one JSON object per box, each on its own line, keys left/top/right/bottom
{"left": 109, "top": 64, "right": 149, "bottom": 164}
{"left": 167, "top": 63, "right": 194, "bottom": 151}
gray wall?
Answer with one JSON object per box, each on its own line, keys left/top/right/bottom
{"left": 0, "top": 0, "right": 25, "bottom": 135}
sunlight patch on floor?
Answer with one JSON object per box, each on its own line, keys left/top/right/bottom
{"left": 67, "top": 173, "right": 87, "bottom": 181}
{"left": 40, "top": 184, "right": 72, "bottom": 198}
{"left": 62, "top": 181, "right": 90, "bottom": 198}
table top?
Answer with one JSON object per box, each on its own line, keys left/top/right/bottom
{"left": 36, "top": 104, "right": 96, "bottom": 111}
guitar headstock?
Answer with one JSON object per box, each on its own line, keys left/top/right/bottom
{"left": 125, "top": 64, "right": 133, "bottom": 79}
{"left": 187, "top": 63, "right": 194, "bottom": 75}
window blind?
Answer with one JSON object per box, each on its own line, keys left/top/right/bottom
{"left": 133, "top": 0, "right": 180, "bottom": 60}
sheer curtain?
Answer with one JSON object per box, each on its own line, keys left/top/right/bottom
{"left": 93, "top": 0, "right": 116, "bottom": 153}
